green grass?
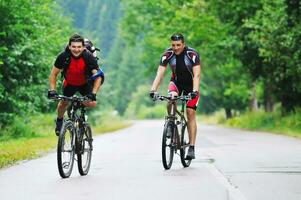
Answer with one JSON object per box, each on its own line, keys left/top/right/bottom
{"left": 135, "top": 104, "right": 167, "bottom": 119}
{"left": 0, "top": 136, "right": 57, "bottom": 168}
{"left": 0, "top": 112, "right": 131, "bottom": 169}
{"left": 202, "top": 109, "right": 301, "bottom": 138}
{"left": 199, "top": 110, "right": 227, "bottom": 125}
{"left": 225, "top": 110, "right": 301, "bottom": 137}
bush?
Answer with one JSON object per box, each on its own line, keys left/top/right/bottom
{"left": 225, "top": 109, "right": 301, "bottom": 137}
{"left": 136, "top": 104, "right": 166, "bottom": 119}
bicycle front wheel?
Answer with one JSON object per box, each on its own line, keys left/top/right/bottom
{"left": 77, "top": 124, "right": 93, "bottom": 176}
{"left": 57, "top": 120, "right": 75, "bottom": 178}
{"left": 162, "top": 121, "right": 175, "bottom": 170}
{"left": 180, "top": 123, "right": 191, "bottom": 167}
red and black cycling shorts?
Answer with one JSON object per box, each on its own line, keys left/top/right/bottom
{"left": 168, "top": 81, "right": 200, "bottom": 110}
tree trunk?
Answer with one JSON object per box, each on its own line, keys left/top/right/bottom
{"left": 249, "top": 81, "right": 258, "bottom": 111}
{"left": 225, "top": 108, "right": 232, "bottom": 119}
{"left": 264, "top": 80, "right": 274, "bottom": 112}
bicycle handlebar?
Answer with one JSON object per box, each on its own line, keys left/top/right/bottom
{"left": 51, "top": 95, "right": 92, "bottom": 103}
{"left": 155, "top": 94, "right": 192, "bottom": 101}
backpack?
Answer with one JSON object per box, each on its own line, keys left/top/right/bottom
{"left": 84, "top": 38, "right": 100, "bottom": 60}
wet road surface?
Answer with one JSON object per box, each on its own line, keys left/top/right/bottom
{"left": 0, "top": 120, "right": 300, "bottom": 200}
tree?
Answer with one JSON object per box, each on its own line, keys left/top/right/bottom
{"left": 0, "top": 0, "right": 73, "bottom": 128}
{"left": 245, "top": 0, "right": 301, "bottom": 113}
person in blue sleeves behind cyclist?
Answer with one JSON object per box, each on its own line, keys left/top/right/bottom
{"left": 48, "top": 33, "right": 104, "bottom": 136}
{"left": 149, "top": 33, "right": 201, "bottom": 160}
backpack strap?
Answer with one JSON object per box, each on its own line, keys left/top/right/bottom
{"left": 82, "top": 50, "right": 92, "bottom": 79}
{"left": 61, "top": 50, "right": 71, "bottom": 79}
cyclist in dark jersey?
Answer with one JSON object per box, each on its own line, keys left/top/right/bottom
{"left": 48, "top": 34, "right": 104, "bottom": 135}
{"left": 150, "top": 33, "right": 201, "bottom": 160}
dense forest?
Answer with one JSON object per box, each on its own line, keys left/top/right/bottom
{"left": 0, "top": 0, "right": 300, "bottom": 132}
{"left": 55, "top": 0, "right": 301, "bottom": 117}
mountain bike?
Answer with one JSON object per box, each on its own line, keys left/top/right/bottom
{"left": 154, "top": 94, "right": 192, "bottom": 170}
{"left": 54, "top": 95, "right": 93, "bottom": 178}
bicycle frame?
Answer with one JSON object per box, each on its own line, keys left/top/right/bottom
{"left": 156, "top": 94, "right": 192, "bottom": 169}
{"left": 53, "top": 95, "right": 93, "bottom": 178}
{"left": 54, "top": 96, "right": 89, "bottom": 148}
{"left": 158, "top": 95, "right": 190, "bottom": 143}
{"left": 67, "top": 100, "right": 87, "bottom": 149}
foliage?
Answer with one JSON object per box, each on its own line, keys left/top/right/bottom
{"left": 244, "top": 0, "right": 301, "bottom": 113}
{"left": 225, "top": 108, "right": 301, "bottom": 137}
{"left": 56, "top": 0, "right": 121, "bottom": 56}
{"left": 1, "top": 0, "right": 301, "bottom": 137}
{"left": 125, "top": 84, "right": 167, "bottom": 119}
{"left": 0, "top": 0, "right": 73, "bottom": 127}
{"left": 120, "top": 0, "right": 251, "bottom": 115}
{"left": 56, "top": 0, "right": 128, "bottom": 114}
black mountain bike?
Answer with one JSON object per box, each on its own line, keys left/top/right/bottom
{"left": 155, "top": 94, "right": 192, "bottom": 170}
{"left": 54, "top": 95, "right": 93, "bottom": 178}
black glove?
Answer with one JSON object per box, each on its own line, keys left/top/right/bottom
{"left": 149, "top": 90, "right": 157, "bottom": 100}
{"left": 189, "top": 91, "right": 199, "bottom": 99}
{"left": 48, "top": 90, "right": 58, "bottom": 99}
{"left": 86, "top": 93, "right": 96, "bottom": 101}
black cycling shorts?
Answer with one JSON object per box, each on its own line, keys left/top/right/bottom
{"left": 62, "top": 83, "right": 91, "bottom": 97}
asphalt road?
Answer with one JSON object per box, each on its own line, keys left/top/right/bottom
{"left": 0, "top": 120, "right": 300, "bottom": 200}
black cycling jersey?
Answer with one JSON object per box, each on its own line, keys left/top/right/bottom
{"left": 175, "top": 51, "right": 192, "bottom": 87}
{"left": 160, "top": 46, "right": 200, "bottom": 87}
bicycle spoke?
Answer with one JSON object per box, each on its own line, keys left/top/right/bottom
{"left": 77, "top": 125, "right": 92, "bottom": 176}
{"left": 57, "top": 121, "right": 75, "bottom": 178}
{"left": 180, "top": 124, "right": 192, "bottom": 167}
{"left": 62, "top": 162, "right": 70, "bottom": 169}
{"left": 53, "top": 96, "right": 93, "bottom": 178}
{"left": 162, "top": 122, "right": 175, "bottom": 169}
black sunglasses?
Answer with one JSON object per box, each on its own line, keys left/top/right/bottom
{"left": 171, "top": 34, "right": 184, "bottom": 41}
{"left": 70, "top": 38, "right": 83, "bottom": 42}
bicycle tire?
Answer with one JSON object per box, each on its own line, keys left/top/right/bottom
{"left": 57, "top": 120, "right": 75, "bottom": 178}
{"left": 180, "top": 123, "right": 191, "bottom": 167}
{"left": 77, "top": 124, "right": 93, "bottom": 176}
{"left": 162, "top": 121, "right": 175, "bottom": 170}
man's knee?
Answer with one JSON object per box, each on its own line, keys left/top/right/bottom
{"left": 186, "top": 108, "right": 196, "bottom": 121}
{"left": 83, "top": 101, "right": 97, "bottom": 107}
{"left": 58, "top": 100, "right": 68, "bottom": 108}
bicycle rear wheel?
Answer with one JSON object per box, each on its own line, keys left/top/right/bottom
{"left": 162, "top": 121, "right": 175, "bottom": 170}
{"left": 180, "top": 123, "right": 191, "bottom": 167}
{"left": 57, "top": 120, "right": 75, "bottom": 178}
{"left": 77, "top": 124, "right": 93, "bottom": 176}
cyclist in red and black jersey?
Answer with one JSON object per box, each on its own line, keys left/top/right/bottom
{"left": 48, "top": 34, "right": 104, "bottom": 135}
{"left": 150, "top": 33, "right": 201, "bottom": 160}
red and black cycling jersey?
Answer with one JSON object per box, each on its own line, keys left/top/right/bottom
{"left": 160, "top": 46, "right": 200, "bottom": 87}
{"left": 54, "top": 49, "right": 99, "bottom": 86}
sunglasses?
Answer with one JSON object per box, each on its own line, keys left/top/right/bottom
{"left": 171, "top": 34, "right": 184, "bottom": 41}
{"left": 70, "top": 38, "right": 83, "bottom": 42}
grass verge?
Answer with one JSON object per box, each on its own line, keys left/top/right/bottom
{"left": 0, "top": 112, "right": 131, "bottom": 169}
{"left": 201, "top": 109, "right": 301, "bottom": 138}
